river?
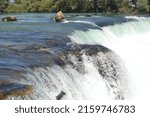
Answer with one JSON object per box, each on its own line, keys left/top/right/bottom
{"left": 0, "top": 13, "right": 150, "bottom": 100}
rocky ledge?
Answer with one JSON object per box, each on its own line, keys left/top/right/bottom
{"left": 0, "top": 82, "right": 32, "bottom": 100}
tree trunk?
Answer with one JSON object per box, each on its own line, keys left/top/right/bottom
{"left": 93, "top": 0, "right": 98, "bottom": 13}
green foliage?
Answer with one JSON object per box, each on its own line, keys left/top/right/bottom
{"left": 0, "top": 0, "right": 9, "bottom": 13}
{"left": 5, "top": 4, "right": 26, "bottom": 13}
{"left": 137, "top": 0, "right": 149, "bottom": 13}
{"left": 1, "top": 0, "right": 150, "bottom": 14}
{"left": 119, "top": 5, "right": 131, "bottom": 14}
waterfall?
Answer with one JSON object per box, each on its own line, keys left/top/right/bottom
{"left": 68, "top": 18, "right": 150, "bottom": 99}
{"left": 2, "top": 15, "right": 150, "bottom": 100}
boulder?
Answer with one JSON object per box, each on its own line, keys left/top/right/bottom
{"left": 54, "top": 11, "right": 65, "bottom": 22}
{"left": 2, "top": 16, "right": 17, "bottom": 22}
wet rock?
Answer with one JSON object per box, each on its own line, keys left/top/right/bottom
{"left": 0, "top": 83, "right": 32, "bottom": 100}
{"left": 54, "top": 11, "right": 65, "bottom": 22}
{"left": 71, "top": 14, "right": 79, "bottom": 17}
{"left": 2, "top": 16, "right": 17, "bottom": 22}
{"left": 56, "top": 91, "right": 66, "bottom": 100}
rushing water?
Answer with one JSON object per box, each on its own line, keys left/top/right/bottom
{"left": 0, "top": 13, "right": 150, "bottom": 100}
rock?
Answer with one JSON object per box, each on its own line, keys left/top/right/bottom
{"left": 2, "top": 16, "right": 17, "bottom": 22}
{"left": 56, "top": 91, "right": 66, "bottom": 100}
{"left": 71, "top": 14, "right": 79, "bottom": 17}
{"left": 0, "top": 82, "right": 32, "bottom": 99}
{"left": 54, "top": 11, "right": 65, "bottom": 22}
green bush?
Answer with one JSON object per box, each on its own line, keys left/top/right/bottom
{"left": 119, "top": 5, "right": 131, "bottom": 14}
{"left": 0, "top": 0, "right": 9, "bottom": 13}
{"left": 5, "top": 4, "right": 27, "bottom": 13}
{"left": 1, "top": 0, "right": 150, "bottom": 14}
{"left": 137, "top": 0, "right": 149, "bottom": 13}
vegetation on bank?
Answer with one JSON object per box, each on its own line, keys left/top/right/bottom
{"left": 0, "top": 0, "right": 150, "bottom": 14}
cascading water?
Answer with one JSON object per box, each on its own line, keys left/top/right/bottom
{"left": 0, "top": 14, "right": 150, "bottom": 100}
{"left": 69, "top": 17, "right": 150, "bottom": 99}
{"left": 21, "top": 49, "right": 127, "bottom": 100}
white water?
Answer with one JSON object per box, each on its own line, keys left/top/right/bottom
{"left": 125, "top": 16, "right": 147, "bottom": 20}
{"left": 21, "top": 48, "right": 129, "bottom": 100}
{"left": 63, "top": 20, "right": 100, "bottom": 28}
{"left": 69, "top": 18, "right": 150, "bottom": 99}
{"left": 23, "top": 54, "right": 115, "bottom": 100}
{"left": 15, "top": 18, "right": 150, "bottom": 100}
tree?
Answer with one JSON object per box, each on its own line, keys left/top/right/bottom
{"left": 148, "top": 0, "right": 150, "bottom": 14}
{"left": 106, "top": 0, "right": 121, "bottom": 13}
{"left": 0, "top": 0, "right": 9, "bottom": 13}
{"left": 89, "top": 0, "right": 99, "bottom": 13}
{"left": 2, "top": 0, "right": 150, "bottom": 14}
{"left": 93, "top": 0, "right": 98, "bottom": 12}
{"left": 131, "top": 0, "right": 138, "bottom": 8}
{"left": 137, "top": 0, "right": 149, "bottom": 13}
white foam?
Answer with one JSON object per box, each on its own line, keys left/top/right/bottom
{"left": 63, "top": 20, "right": 99, "bottom": 27}
{"left": 23, "top": 55, "right": 112, "bottom": 100}
{"left": 69, "top": 19, "right": 150, "bottom": 99}
{"left": 125, "top": 16, "right": 146, "bottom": 20}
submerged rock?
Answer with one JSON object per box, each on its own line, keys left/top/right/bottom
{"left": 71, "top": 14, "right": 79, "bottom": 17}
{"left": 1, "top": 16, "right": 17, "bottom": 22}
{"left": 54, "top": 11, "right": 65, "bottom": 22}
